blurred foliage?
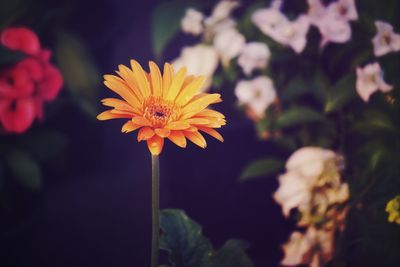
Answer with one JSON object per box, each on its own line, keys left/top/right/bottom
{"left": 0, "top": 0, "right": 99, "bottom": 229}
{"left": 55, "top": 31, "right": 100, "bottom": 117}
{"left": 157, "top": 0, "right": 400, "bottom": 265}
{"left": 160, "top": 209, "right": 254, "bottom": 267}
{"left": 151, "top": 0, "right": 204, "bottom": 59}
{"left": 240, "top": 158, "right": 284, "bottom": 182}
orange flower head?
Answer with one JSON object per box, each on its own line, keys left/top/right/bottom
{"left": 97, "top": 60, "right": 226, "bottom": 155}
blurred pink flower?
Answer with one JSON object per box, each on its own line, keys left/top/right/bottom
{"left": 356, "top": 63, "right": 393, "bottom": 102}
{"left": 317, "top": 11, "right": 352, "bottom": 47}
{"left": 238, "top": 42, "right": 271, "bottom": 76}
{"left": 252, "top": 8, "right": 310, "bottom": 53}
{"left": 0, "top": 27, "right": 63, "bottom": 134}
{"left": 372, "top": 21, "right": 400, "bottom": 57}
{"left": 234, "top": 76, "right": 276, "bottom": 119}
{"left": 213, "top": 28, "right": 245, "bottom": 66}
{"left": 307, "top": 0, "right": 356, "bottom": 47}
{"left": 326, "top": 0, "right": 358, "bottom": 21}
{"left": 251, "top": 8, "right": 288, "bottom": 42}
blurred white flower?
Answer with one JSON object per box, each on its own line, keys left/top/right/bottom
{"left": 326, "top": 0, "right": 358, "bottom": 21}
{"left": 172, "top": 44, "right": 219, "bottom": 91}
{"left": 280, "top": 15, "right": 311, "bottom": 53}
{"left": 252, "top": 8, "right": 310, "bottom": 53}
{"left": 286, "top": 147, "right": 337, "bottom": 178}
{"left": 317, "top": 11, "right": 352, "bottom": 47}
{"left": 208, "top": 0, "right": 239, "bottom": 22}
{"left": 282, "top": 227, "right": 334, "bottom": 267}
{"left": 356, "top": 63, "right": 393, "bottom": 102}
{"left": 307, "top": 0, "right": 354, "bottom": 47}
{"left": 275, "top": 172, "right": 311, "bottom": 217}
{"left": 252, "top": 8, "right": 290, "bottom": 43}
{"left": 181, "top": 8, "right": 204, "bottom": 35}
{"left": 372, "top": 21, "right": 400, "bottom": 57}
{"left": 307, "top": 0, "right": 326, "bottom": 25}
{"left": 213, "top": 28, "right": 245, "bottom": 66}
{"left": 203, "top": 1, "right": 240, "bottom": 39}
{"left": 274, "top": 147, "right": 347, "bottom": 217}
{"left": 238, "top": 42, "right": 271, "bottom": 76}
{"left": 270, "top": 0, "right": 284, "bottom": 10}
{"left": 234, "top": 76, "right": 277, "bottom": 119}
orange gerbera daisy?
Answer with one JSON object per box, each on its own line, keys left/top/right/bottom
{"left": 97, "top": 60, "right": 226, "bottom": 155}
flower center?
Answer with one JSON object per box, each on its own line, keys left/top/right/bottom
{"left": 382, "top": 33, "right": 392, "bottom": 45}
{"left": 338, "top": 5, "right": 347, "bottom": 16}
{"left": 143, "top": 96, "right": 180, "bottom": 127}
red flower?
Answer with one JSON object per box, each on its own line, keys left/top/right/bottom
{"left": 0, "top": 27, "right": 63, "bottom": 134}
{"left": 1, "top": 27, "right": 41, "bottom": 55}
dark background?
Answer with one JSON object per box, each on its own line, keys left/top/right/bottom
{"left": 0, "top": 0, "right": 294, "bottom": 266}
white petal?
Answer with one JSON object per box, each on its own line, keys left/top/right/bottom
{"left": 286, "top": 147, "right": 336, "bottom": 178}
{"left": 210, "top": 0, "right": 240, "bottom": 22}
{"left": 281, "top": 231, "right": 311, "bottom": 266}
{"left": 274, "top": 172, "right": 311, "bottom": 217}
{"left": 238, "top": 42, "right": 271, "bottom": 75}
{"left": 213, "top": 28, "right": 245, "bottom": 65}
{"left": 172, "top": 44, "right": 219, "bottom": 91}
{"left": 181, "top": 8, "right": 204, "bottom": 35}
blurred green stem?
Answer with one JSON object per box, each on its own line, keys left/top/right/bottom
{"left": 151, "top": 154, "right": 160, "bottom": 267}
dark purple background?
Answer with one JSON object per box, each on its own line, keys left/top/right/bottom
{"left": 1, "top": 0, "right": 293, "bottom": 266}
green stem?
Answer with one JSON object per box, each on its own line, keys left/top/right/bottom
{"left": 151, "top": 154, "right": 160, "bottom": 267}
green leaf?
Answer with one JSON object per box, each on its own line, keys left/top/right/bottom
{"left": 55, "top": 32, "right": 100, "bottom": 117}
{"left": 6, "top": 150, "right": 42, "bottom": 190}
{"left": 325, "top": 74, "right": 357, "bottom": 113}
{"left": 275, "top": 107, "right": 327, "bottom": 129}
{"left": 215, "top": 240, "right": 254, "bottom": 267}
{"left": 240, "top": 158, "right": 284, "bottom": 181}
{"left": 152, "top": 1, "right": 192, "bottom": 58}
{"left": 160, "top": 209, "right": 254, "bottom": 267}
{"left": 160, "top": 209, "right": 216, "bottom": 267}
{"left": 352, "top": 109, "right": 399, "bottom": 134}
{"left": 281, "top": 77, "right": 310, "bottom": 101}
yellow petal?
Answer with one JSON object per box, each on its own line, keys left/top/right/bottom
{"left": 132, "top": 116, "right": 152, "bottom": 126}
{"left": 147, "top": 135, "right": 164, "bottom": 155}
{"left": 197, "top": 127, "right": 224, "bottom": 142}
{"left": 184, "top": 130, "right": 207, "bottom": 148}
{"left": 117, "top": 64, "right": 143, "bottom": 101}
{"left": 97, "top": 110, "right": 132, "bottom": 120}
{"left": 104, "top": 75, "right": 141, "bottom": 108}
{"left": 130, "top": 60, "right": 151, "bottom": 98}
{"left": 121, "top": 120, "right": 141, "bottom": 133}
{"left": 165, "top": 121, "right": 191, "bottom": 130}
{"left": 186, "top": 118, "right": 210, "bottom": 125}
{"left": 182, "top": 75, "right": 196, "bottom": 88}
{"left": 149, "top": 61, "right": 162, "bottom": 96}
{"left": 175, "top": 76, "right": 205, "bottom": 106}
{"left": 154, "top": 128, "right": 171, "bottom": 138}
{"left": 181, "top": 94, "right": 222, "bottom": 119}
{"left": 195, "top": 109, "right": 225, "bottom": 119}
{"left": 101, "top": 98, "right": 135, "bottom": 112}
{"left": 165, "top": 66, "right": 187, "bottom": 101}
{"left": 167, "top": 130, "right": 187, "bottom": 148}
{"left": 162, "top": 63, "right": 173, "bottom": 98}
{"left": 137, "top": 127, "right": 155, "bottom": 141}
